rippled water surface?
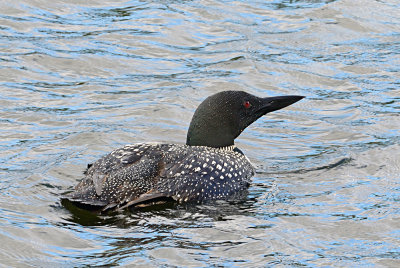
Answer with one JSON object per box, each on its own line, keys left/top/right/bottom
{"left": 1, "top": 0, "right": 399, "bottom": 266}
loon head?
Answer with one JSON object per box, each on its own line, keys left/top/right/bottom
{"left": 186, "top": 91, "right": 304, "bottom": 148}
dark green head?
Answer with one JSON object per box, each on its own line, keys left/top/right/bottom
{"left": 186, "top": 91, "right": 304, "bottom": 148}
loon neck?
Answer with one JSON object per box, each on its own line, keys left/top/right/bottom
{"left": 188, "top": 144, "right": 244, "bottom": 155}
{"left": 219, "top": 145, "right": 236, "bottom": 151}
{"left": 185, "top": 106, "right": 237, "bottom": 148}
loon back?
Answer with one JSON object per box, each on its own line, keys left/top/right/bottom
{"left": 65, "top": 143, "right": 254, "bottom": 210}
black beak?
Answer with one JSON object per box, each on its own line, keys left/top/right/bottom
{"left": 259, "top": 95, "right": 304, "bottom": 114}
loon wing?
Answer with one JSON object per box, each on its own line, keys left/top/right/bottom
{"left": 64, "top": 143, "right": 254, "bottom": 210}
{"left": 64, "top": 144, "right": 167, "bottom": 209}
{"left": 118, "top": 190, "right": 167, "bottom": 209}
{"left": 123, "top": 146, "right": 255, "bottom": 207}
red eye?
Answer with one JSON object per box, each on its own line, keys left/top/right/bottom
{"left": 243, "top": 101, "right": 251, "bottom": 109}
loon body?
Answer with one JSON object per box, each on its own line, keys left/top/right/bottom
{"left": 64, "top": 91, "right": 303, "bottom": 210}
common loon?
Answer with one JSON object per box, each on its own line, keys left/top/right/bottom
{"left": 64, "top": 91, "right": 304, "bottom": 210}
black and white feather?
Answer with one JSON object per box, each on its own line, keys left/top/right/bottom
{"left": 65, "top": 143, "right": 254, "bottom": 210}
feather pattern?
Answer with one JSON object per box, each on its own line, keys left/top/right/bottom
{"left": 65, "top": 143, "right": 254, "bottom": 210}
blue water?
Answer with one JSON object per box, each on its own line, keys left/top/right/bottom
{"left": 1, "top": 0, "right": 399, "bottom": 266}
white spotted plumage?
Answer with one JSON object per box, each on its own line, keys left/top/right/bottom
{"left": 65, "top": 143, "right": 254, "bottom": 210}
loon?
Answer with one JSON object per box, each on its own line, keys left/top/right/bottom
{"left": 64, "top": 91, "right": 304, "bottom": 211}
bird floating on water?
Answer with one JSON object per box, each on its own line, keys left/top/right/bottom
{"left": 64, "top": 91, "right": 304, "bottom": 211}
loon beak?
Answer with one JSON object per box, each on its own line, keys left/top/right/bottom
{"left": 259, "top": 95, "right": 304, "bottom": 114}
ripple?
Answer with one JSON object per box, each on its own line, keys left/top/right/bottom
{"left": 0, "top": 0, "right": 399, "bottom": 266}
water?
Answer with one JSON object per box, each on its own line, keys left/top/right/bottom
{"left": 1, "top": 0, "right": 399, "bottom": 266}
